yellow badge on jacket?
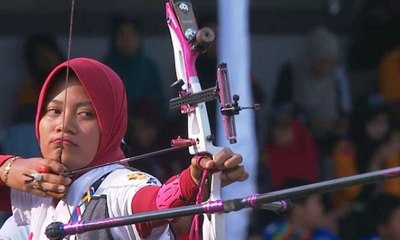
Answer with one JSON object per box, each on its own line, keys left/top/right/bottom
{"left": 127, "top": 172, "right": 148, "bottom": 181}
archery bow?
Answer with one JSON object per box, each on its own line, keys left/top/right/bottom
{"left": 165, "top": 1, "right": 224, "bottom": 238}
{"left": 166, "top": 0, "right": 256, "bottom": 239}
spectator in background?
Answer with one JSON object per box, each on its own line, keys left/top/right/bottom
{"left": 378, "top": 44, "right": 400, "bottom": 124}
{"left": 260, "top": 103, "right": 319, "bottom": 191}
{"left": 292, "top": 26, "right": 351, "bottom": 148}
{"left": 351, "top": 94, "right": 400, "bottom": 200}
{"left": 362, "top": 193, "right": 400, "bottom": 240}
{"left": 263, "top": 179, "right": 338, "bottom": 240}
{"left": 3, "top": 34, "right": 64, "bottom": 157}
{"left": 278, "top": 26, "right": 351, "bottom": 182}
{"left": 273, "top": 27, "right": 352, "bottom": 181}
{"left": 125, "top": 98, "right": 187, "bottom": 182}
{"left": 15, "top": 34, "right": 64, "bottom": 123}
{"left": 334, "top": 94, "right": 400, "bottom": 240}
{"left": 331, "top": 129, "right": 361, "bottom": 213}
{"left": 103, "top": 16, "right": 167, "bottom": 115}
{"left": 334, "top": 94, "right": 400, "bottom": 209}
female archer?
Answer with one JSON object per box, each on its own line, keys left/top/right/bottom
{"left": 0, "top": 57, "right": 248, "bottom": 239}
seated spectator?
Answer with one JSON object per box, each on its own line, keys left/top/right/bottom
{"left": 125, "top": 98, "right": 187, "bottom": 182}
{"left": 263, "top": 179, "right": 339, "bottom": 240}
{"left": 261, "top": 104, "right": 319, "bottom": 190}
{"left": 103, "top": 16, "right": 167, "bottom": 114}
{"left": 4, "top": 33, "right": 63, "bottom": 157}
{"left": 378, "top": 45, "right": 400, "bottom": 124}
{"left": 352, "top": 94, "right": 400, "bottom": 199}
{"left": 15, "top": 33, "right": 64, "bottom": 123}
{"left": 362, "top": 193, "right": 400, "bottom": 240}
{"left": 331, "top": 134, "right": 361, "bottom": 212}
{"left": 291, "top": 27, "right": 351, "bottom": 146}
{"left": 334, "top": 94, "right": 400, "bottom": 240}
{"left": 273, "top": 27, "right": 352, "bottom": 181}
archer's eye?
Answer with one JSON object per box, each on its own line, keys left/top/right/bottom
{"left": 46, "top": 108, "right": 62, "bottom": 117}
{"left": 77, "top": 110, "right": 95, "bottom": 120}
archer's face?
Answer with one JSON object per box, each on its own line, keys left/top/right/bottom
{"left": 39, "top": 76, "right": 100, "bottom": 170}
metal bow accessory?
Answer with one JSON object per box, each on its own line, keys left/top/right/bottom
{"left": 165, "top": 0, "right": 224, "bottom": 238}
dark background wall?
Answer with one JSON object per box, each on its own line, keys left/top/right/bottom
{"left": 0, "top": 0, "right": 361, "bottom": 35}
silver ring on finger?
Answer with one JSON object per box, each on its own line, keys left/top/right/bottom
{"left": 30, "top": 172, "right": 44, "bottom": 182}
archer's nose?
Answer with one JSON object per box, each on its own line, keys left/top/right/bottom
{"left": 56, "top": 112, "right": 77, "bottom": 134}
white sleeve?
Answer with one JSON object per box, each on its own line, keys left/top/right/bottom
{"left": 10, "top": 189, "right": 33, "bottom": 226}
{"left": 96, "top": 169, "right": 174, "bottom": 239}
{"left": 0, "top": 215, "right": 29, "bottom": 239}
{"left": 99, "top": 169, "right": 161, "bottom": 216}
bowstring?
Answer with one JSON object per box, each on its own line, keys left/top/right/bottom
{"left": 59, "top": 0, "right": 75, "bottom": 163}
{"left": 62, "top": 0, "right": 76, "bottom": 231}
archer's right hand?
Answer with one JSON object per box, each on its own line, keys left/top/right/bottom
{"left": 3, "top": 157, "right": 72, "bottom": 199}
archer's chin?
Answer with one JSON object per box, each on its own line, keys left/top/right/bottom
{"left": 60, "top": 152, "right": 92, "bottom": 170}
{"left": 41, "top": 148, "right": 62, "bottom": 162}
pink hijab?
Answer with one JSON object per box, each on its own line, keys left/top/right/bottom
{"left": 35, "top": 57, "right": 128, "bottom": 168}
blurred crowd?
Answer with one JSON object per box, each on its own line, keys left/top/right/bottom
{"left": 250, "top": 1, "right": 400, "bottom": 239}
{"left": 2, "top": 0, "right": 400, "bottom": 239}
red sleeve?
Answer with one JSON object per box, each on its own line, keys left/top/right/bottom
{"left": 0, "top": 187, "right": 11, "bottom": 212}
{"left": 0, "top": 154, "right": 14, "bottom": 186}
{"left": 0, "top": 155, "right": 14, "bottom": 212}
{"left": 131, "top": 167, "right": 198, "bottom": 238}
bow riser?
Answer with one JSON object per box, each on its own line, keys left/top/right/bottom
{"left": 166, "top": 1, "right": 225, "bottom": 239}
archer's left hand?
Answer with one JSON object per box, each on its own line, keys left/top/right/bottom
{"left": 190, "top": 148, "right": 248, "bottom": 187}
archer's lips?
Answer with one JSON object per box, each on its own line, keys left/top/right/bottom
{"left": 52, "top": 138, "right": 78, "bottom": 147}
